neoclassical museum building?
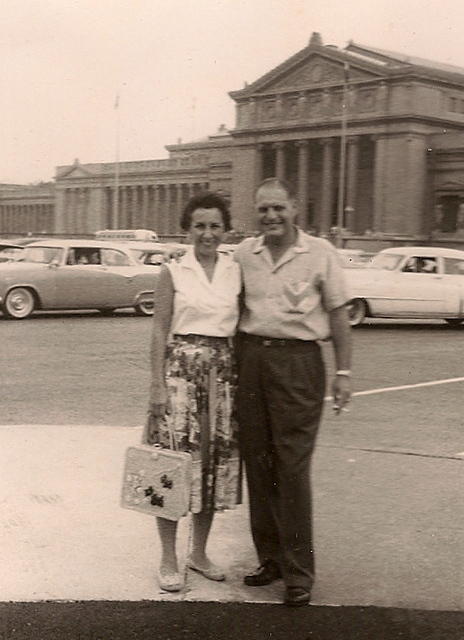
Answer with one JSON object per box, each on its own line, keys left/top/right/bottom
{"left": 3, "top": 32, "right": 464, "bottom": 245}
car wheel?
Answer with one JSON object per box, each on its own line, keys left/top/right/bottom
{"left": 346, "top": 298, "right": 367, "bottom": 326}
{"left": 3, "top": 287, "right": 35, "bottom": 319}
{"left": 134, "top": 294, "right": 154, "bottom": 316}
{"left": 445, "top": 318, "right": 464, "bottom": 327}
{"left": 98, "top": 308, "right": 116, "bottom": 316}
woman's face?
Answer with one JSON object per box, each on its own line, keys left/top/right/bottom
{"left": 189, "top": 207, "right": 225, "bottom": 258}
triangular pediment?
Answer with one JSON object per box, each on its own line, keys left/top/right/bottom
{"left": 57, "top": 164, "right": 92, "bottom": 179}
{"left": 67, "top": 166, "right": 91, "bottom": 178}
{"left": 261, "top": 54, "right": 380, "bottom": 92}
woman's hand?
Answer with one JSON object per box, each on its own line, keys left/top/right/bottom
{"left": 148, "top": 403, "right": 167, "bottom": 417}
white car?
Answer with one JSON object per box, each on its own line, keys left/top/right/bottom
{"left": 337, "top": 248, "right": 372, "bottom": 269}
{"left": 344, "top": 246, "right": 464, "bottom": 326}
{"left": 0, "top": 239, "right": 160, "bottom": 319}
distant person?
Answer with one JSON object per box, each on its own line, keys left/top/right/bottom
{"left": 145, "top": 192, "right": 242, "bottom": 592}
{"left": 234, "top": 177, "right": 352, "bottom": 607}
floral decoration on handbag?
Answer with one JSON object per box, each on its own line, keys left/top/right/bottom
{"left": 121, "top": 443, "right": 192, "bottom": 521}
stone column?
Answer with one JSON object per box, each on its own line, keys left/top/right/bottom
{"left": 68, "top": 189, "right": 76, "bottom": 234}
{"left": 80, "top": 188, "right": 89, "bottom": 233}
{"left": 297, "top": 140, "right": 310, "bottom": 229}
{"left": 128, "top": 186, "right": 136, "bottom": 227}
{"left": 152, "top": 185, "right": 160, "bottom": 233}
{"left": 373, "top": 135, "right": 388, "bottom": 233}
{"left": 275, "top": 142, "right": 286, "bottom": 180}
{"left": 120, "top": 186, "right": 128, "bottom": 228}
{"left": 176, "top": 184, "right": 184, "bottom": 230}
{"left": 345, "top": 136, "right": 360, "bottom": 231}
{"left": 141, "top": 185, "right": 149, "bottom": 228}
{"left": 320, "top": 139, "right": 335, "bottom": 233}
{"left": 164, "top": 184, "right": 171, "bottom": 235}
{"left": 254, "top": 144, "right": 263, "bottom": 189}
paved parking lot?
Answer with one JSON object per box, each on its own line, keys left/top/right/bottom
{"left": 1, "top": 314, "right": 463, "bottom": 636}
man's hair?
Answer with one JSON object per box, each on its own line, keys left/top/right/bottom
{"left": 255, "top": 177, "right": 296, "bottom": 200}
{"left": 180, "top": 192, "right": 232, "bottom": 232}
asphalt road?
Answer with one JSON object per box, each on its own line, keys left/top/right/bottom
{"left": 1, "top": 311, "right": 463, "bottom": 436}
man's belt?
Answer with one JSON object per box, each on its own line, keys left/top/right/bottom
{"left": 238, "top": 332, "right": 316, "bottom": 347}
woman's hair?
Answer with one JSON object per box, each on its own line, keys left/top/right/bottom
{"left": 180, "top": 192, "right": 232, "bottom": 232}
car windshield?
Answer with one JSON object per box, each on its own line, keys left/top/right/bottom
{"left": 369, "top": 253, "right": 404, "bottom": 271}
{"left": 22, "top": 246, "right": 64, "bottom": 264}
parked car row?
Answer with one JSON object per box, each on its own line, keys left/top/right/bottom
{"left": 1, "top": 237, "right": 463, "bottom": 326}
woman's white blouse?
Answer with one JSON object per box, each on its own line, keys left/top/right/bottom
{"left": 167, "top": 248, "right": 241, "bottom": 337}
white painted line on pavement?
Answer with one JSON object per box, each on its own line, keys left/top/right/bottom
{"left": 326, "top": 375, "right": 464, "bottom": 401}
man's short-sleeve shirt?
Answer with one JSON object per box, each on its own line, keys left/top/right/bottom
{"left": 234, "top": 229, "right": 349, "bottom": 340}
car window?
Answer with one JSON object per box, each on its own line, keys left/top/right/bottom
{"left": 22, "top": 246, "right": 64, "bottom": 264}
{"left": 443, "top": 258, "right": 464, "bottom": 275}
{"left": 68, "top": 248, "right": 101, "bottom": 265}
{"left": 402, "top": 256, "right": 437, "bottom": 273}
{"left": 101, "top": 248, "right": 131, "bottom": 267}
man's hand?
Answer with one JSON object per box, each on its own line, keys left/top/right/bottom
{"left": 332, "top": 375, "right": 351, "bottom": 415}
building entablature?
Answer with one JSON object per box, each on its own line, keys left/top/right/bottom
{"left": 56, "top": 155, "right": 209, "bottom": 182}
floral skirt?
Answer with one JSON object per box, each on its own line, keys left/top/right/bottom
{"left": 143, "top": 334, "right": 241, "bottom": 513}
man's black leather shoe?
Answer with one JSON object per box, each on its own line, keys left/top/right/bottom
{"left": 284, "top": 586, "right": 311, "bottom": 607}
{"left": 244, "top": 561, "right": 282, "bottom": 586}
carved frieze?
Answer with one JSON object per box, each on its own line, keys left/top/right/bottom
{"left": 304, "top": 92, "right": 322, "bottom": 118}
{"left": 285, "top": 95, "right": 300, "bottom": 120}
{"left": 356, "top": 88, "right": 377, "bottom": 112}
{"left": 238, "top": 81, "right": 383, "bottom": 128}
{"left": 266, "top": 56, "right": 378, "bottom": 92}
{"left": 260, "top": 99, "right": 277, "bottom": 122}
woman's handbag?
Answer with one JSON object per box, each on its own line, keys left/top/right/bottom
{"left": 120, "top": 413, "right": 193, "bottom": 521}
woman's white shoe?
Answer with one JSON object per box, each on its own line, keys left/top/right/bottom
{"left": 157, "top": 569, "right": 184, "bottom": 592}
{"left": 187, "top": 558, "right": 225, "bottom": 581}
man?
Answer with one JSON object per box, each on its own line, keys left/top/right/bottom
{"left": 234, "top": 177, "right": 352, "bottom": 607}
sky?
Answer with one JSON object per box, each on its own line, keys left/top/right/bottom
{"left": 1, "top": 0, "right": 464, "bottom": 184}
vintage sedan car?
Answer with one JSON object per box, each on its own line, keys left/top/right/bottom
{"left": 0, "top": 239, "right": 160, "bottom": 319}
{"left": 344, "top": 246, "right": 464, "bottom": 326}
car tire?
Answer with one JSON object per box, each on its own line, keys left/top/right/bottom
{"left": 134, "top": 294, "right": 154, "bottom": 316}
{"left": 346, "top": 298, "right": 367, "bottom": 326}
{"left": 3, "top": 287, "right": 35, "bottom": 319}
{"left": 444, "top": 318, "right": 464, "bottom": 327}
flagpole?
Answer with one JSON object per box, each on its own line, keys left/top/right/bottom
{"left": 113, "top": 93, "right": 120, "bottom": 229}
{"left": 336, "top": 64, "right": 349, "bottom": 248}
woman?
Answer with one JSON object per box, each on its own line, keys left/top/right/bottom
{"left": 144, "top": 192, "right": 241, "bottom": 592}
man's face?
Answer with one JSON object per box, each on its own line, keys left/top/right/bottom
{"left": 255, "top": 185, "right": 297, "bottom": 242}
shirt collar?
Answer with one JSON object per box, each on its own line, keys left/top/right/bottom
{"left": 179, "top": 245, "right": 230, "bottom": 274}
{"left": 251, "top": 228, "right": 309, "bottom": 254}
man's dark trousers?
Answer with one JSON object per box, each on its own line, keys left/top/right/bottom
{"left": 236, "top": 335, "right": 326, "bottom": 590}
